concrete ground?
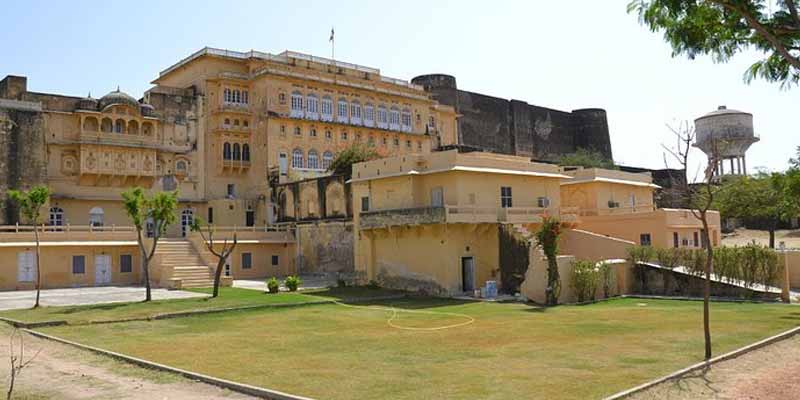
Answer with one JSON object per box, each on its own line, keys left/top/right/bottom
{"left": 629, "top": 335, "right": 800, "bottom": 399}
{"left": 0, "top": 286, "right": 207, "bottom": 311}
{"left": 233, "top": 275, "right": 336, "bottom": 292}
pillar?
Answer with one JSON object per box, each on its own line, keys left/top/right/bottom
{"left": 742, "top": 155, "right": 747, "bottom": 175}
{"left": 730, "top": 158, "right": 735, "bottom": 174}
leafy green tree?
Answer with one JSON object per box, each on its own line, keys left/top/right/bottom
{"left": 790, "top": 145, "right": 800, "bottom": 168}
{"left": 629, "top": 0, "right": 800, "bottom": 88}
{"left": 327, "top": 143, "right": 378, "bottom": 179}
{"left": 122, "top": 188, "right": 178, "bottom": 302}
{"left": 190, "top": 217, "right": 237, "bottom": 298}
{"left": 8, "top": 186, "right": 50, "bottom": 308}
{"left": 535, "top": 217, "right": 568, "bottom": 306}
{"left": 715, "top": 172, "right": 799, "bottom": 247}
{"left": 558, "top": 148, "right": 617, "bottom": 169}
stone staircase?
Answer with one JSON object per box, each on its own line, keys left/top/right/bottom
{"left": 156, "top": 239, "right": 214, "bottom": 288}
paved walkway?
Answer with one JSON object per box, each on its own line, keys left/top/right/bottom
{"left": 0, "top": 286, "right": 207, "bottom": 311}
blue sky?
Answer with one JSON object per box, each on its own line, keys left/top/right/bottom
{"left": 2, "top": 0, "right": 796, "bottom": 175}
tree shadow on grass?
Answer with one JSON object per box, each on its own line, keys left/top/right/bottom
{"left": 57, "top": 302, "right": 134, "bottom": 315}
{"left": 664, "top": 365, "right": 720, "bottom": 397}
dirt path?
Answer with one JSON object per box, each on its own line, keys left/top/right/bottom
{"left": 629, "top": 335, "right": 800, "bottom": 400}
{"left": 0, "top": 325, "right": 253, "bottom": 399}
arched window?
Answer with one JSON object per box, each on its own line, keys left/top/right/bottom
{"left": 291, "top": 91, "right": 304, "bottom": 118}
{"left": 306, "top": 94, "right": 319, "bottom": 120}
{"left": 128, "top": 120, "right": 139, "bottom": 135}
{"left": 223, "top": 142, "right": 232, "bottom": 160}
{"left": 242, "top": 90, "right": 248, "bottom": 104}
{"left": 232, "top": 143, "right": 241, "bottom": 161}
{"left": 101, "top": 118, "right": 113, "bottom": 133}
{"left": 337, "top": 98, "right": 348, "bottom": 123}
{"left": 401, "top": 109, "right": 412, "bottom": 132}
{"left": 242, "top": 144, "right": 250, "bottom": 161}
{"left": 307, "top": 150, "right": 319, "bottom": 169}
{"left": 322, "top": 151, "right": 334, "bottom": 170}
{"left": 292, "top": 149, "right": 304, "bottom": 169}
{"left": 223, "top": 88, "right": 231, "bottom": 103}
{"left": 114, "top": 119, "right": 125, "bottom": 134}
{"left": 377, "top": 105, "right": 388, "bottom": 129}
{"left": 234, "top": 90, "right": 241, "bottom": 104}
{"left": 224, "top": 118, "right": 231, "bottom": 127}
{"left": 89, "top": 207, "right": 104, "bottom": 227}
{"left": 389, "top": 107, "right": 400, "bottom": 130}
{"left": 49, "top": 207, "right": 64, "bottom": 226}
{"left": 176, "top": 160, "right": 188, "bottom": 173}
{"left": 364, "top": 103, "right": 375, "bottom": 127}
{"left": 350, "top": 101, "right": 362, "bottom": 125}
{"left": 83, "top": 117, "right": 99, "bottom": 132}
{"left": 321, "top": 96, "right": 333, "bottom": 121}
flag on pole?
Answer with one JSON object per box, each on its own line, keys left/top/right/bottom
{"left": 329, "top": 27, "right": 335, "bottom": 42}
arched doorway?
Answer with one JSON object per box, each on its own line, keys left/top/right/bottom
{"left": 181, "top": 209, "right": 194, "bottom": 237}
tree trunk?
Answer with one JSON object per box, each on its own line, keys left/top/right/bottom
{"left": 701, "top": 216, "right": 713, "bottom": 361}
{"left": 34, "top": 224, "right": 41, "bottom": 309}
{"left": 768, "top": 224, "right": 776, "bottom": 249}
{"left": 212, "top": 258, "right": 226, "bottom": 298}
{"left": 545, "top": 255, "right": 560, "bottom": 306}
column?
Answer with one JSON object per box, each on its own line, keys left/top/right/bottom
{"left": 742, "top": 156, "right": 747, "bottom": 175}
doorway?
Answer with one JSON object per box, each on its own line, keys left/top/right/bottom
{"left": 245, "top": 210, "right": 255, "bottom": 227}
{"left": 181, "top": 209, "right": 194, "bottom": 237}
{"left": 95, "top": 255, "right": 111, "bottom": 285}
{"left": 461, "top": 257, "right": 475, "bottom": 292}
{"left": 279, "top": 152, "right": 288, "bottom": 176}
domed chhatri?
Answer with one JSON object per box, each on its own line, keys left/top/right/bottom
{"left": 76, "top": 92, "right": 99, "bottom": 111}
{"left": 98, "top": 88, "right": 141, "bottom": 110}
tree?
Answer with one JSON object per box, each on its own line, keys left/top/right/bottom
{"left": 6, "top": 328, "right": 41, "bottom": 400}
{"left": 535, "top": 217, "right": 568, "bottom": 306}
{"left": 790, "top": 145, "right": 800, "bottom": 168}
{"left": 715, "top": 172, "right": 800, "bottom": 247}
{"left": 558, "top": 148, "right": 618, "bottom": 169}
{"left": 122, "top": 188, "right": 178, "bottom": 302}
{"left": 662, "top": 121, "right": 718, "bottom": 360}
{"left": 190, "top": 217, "right": 237, "bottom": 298}
{"left": 8, "top": 186, "right": 50, "bottom": 309}
{"left": 629, "top": 0, "right": 800, "bottom": 88}
{"left": 326, "top": 143, "right": 379, "bottom": 179}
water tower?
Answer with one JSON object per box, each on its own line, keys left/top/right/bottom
{"left": 694, "top": 105, "right": 759, "bottom": 177}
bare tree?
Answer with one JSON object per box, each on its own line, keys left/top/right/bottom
{"left": 6, "top": 328, "right": 42, "bottom": 400}
{"left": 663, "top": 121, "right": 719, "bottom": 361}
{"left": 190, "top": 218, "right": 237, "bottom": 298}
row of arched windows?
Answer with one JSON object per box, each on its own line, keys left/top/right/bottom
{"left": 223, "top": 88, "right": 249, "bottom": 105}
{"left": 48, "top": 207, "right": 103, "bottom": 227}
{"left": 222, "top": 142, "right": 251, "bottom": 161}
{"left": 289, "top": 91, "right": 412, "bottom": 132}
{"left": 291, "top": 149, "right": 333, "bottom": 170}
{"left": 82, "top": 116, "right": 153, "bottom": 136}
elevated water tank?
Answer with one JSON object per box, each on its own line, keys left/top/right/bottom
{"left": 694, "top": 106, "right": 759, "bottom": 176}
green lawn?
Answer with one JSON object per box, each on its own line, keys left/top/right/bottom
{"left": 0, "top": 287, "right": 402, "bottom": 325}
{"left": 36, "top": 298, "right": 800, "bottom": 400}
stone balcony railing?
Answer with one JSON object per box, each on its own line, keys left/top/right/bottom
{"left": 574, "top": 204, "right": 657, "bottom": 217}
{"left": 359, "top": 205, "right": 561, "bottom": 229}
{"left": 0, "top": 224, "right": 138, "bottom": 243}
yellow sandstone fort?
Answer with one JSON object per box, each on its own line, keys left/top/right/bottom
{"left": 0, "top": 47, "right": 719, "bottom": 300}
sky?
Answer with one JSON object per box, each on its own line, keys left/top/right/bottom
{"left": 1, "top": 0, "right": 797, "bottom": 177}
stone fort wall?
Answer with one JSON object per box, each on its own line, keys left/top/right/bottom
{"left": 411, "top": 74, "right": 613, "bottom": 162}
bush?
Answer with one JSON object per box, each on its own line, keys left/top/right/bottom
{"left": 599, "top": 262, "right": 614, "bottom": 298}
{"left": 627, "top": 245, "right": 656, "bottom": 265}
{"left": 266, "top": 277, "right": 280, "bottom": 294}
{"left": 571, "top": 260, "right": 600, "bottom": 303}
{"left": 367, "top": 280, "right": 380, "bottom": 290}
{"left": 337, "top": 277, "right": 348, "bottom": 288}
{"left": 284, "top": 275, "right": 302, "bottom": 292}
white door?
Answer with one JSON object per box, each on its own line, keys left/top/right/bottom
{"left": 95, "top": 255, "right": 111, "bottom": 285}
{"left": 17, "top": 252, "right": 35, "bottom": 283}
{"left": 181, "top": 209, "right": 194, "bottom": 237}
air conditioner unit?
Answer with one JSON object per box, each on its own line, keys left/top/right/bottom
{"left": 608, "top": 200, "right": 620, "bottom": 208}
{"left": 537, "top": 197, "right": 551, "bottom": 208}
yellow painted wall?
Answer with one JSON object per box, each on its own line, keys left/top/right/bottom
{"left": 0, "top": 244, "right": 141, "bottom": 290}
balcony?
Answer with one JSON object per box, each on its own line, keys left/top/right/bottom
{"left": 359, "top": 205, "right": 559, "bottom": 229}
{"left": 574, "top": 204, "right": 656, "bottom": 217}
{"left": 215, "top": 102, "right": 251, "bottom": 115}
{"left": 360, "top": 207, "right": 446, "bottom": 229}
{"left": 0, "top": 224, "right": 138, "bottom": 244}
{"left": 221, "top": 159, "right": 251, "bottom": 173}
{"left": 498, "top": 207, "right": 548, "bottom": 223}
{"left": 80, "top": 130, "right": 157, "bottom": 147}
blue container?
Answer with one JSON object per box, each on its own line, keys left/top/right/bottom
{"left": 485, "top": 280, "right": 497, "bottom": 298}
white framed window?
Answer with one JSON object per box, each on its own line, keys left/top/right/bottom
{"left": 89, "top": 207, "right": 104, "bottom": 227}
{"left": 292, "top": 149, "right": 304, "bottom": 168}
{"left": 49, "top": 207, "right": 64, "bottom": 226}
{"left": 401, "top": 109, "right": 412, "bottom": 132}
{"left": 291, "top": 91, "right": 304, "bottom": 118}
{"left": 500, "top": 187, "right": 513, "bottom": 208}
{"left": 322, "top": 151, "right": 334, "bottom": 169}
{"left": 223, "top": 88, "right": 231, "bottom": 103}
{"left": 364, "top": 104, "right": 375, "bottom": 127}
{"left": 308, "top": 150, "right": 319, "bottom": 169}
{"left": 321, "top": 96, "right": 333, "bottom": 121}
{"left": 350, "top": 101, "right": 362, "bottom": 125}
{"left": 337, "top": 98, "right": 349, "bottom": 123}
{"left": 389, "top": 107, "right": 401, "bottom": 131}
{"left": 377, "top": 105, "right": 388, "bottom": 129}
{"left": 306, "top": 94, "right": 319, "bottom": 120}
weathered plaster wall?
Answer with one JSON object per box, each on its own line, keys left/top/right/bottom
{"left": 295, "top": 222, "right": 354, "bottom": 275}
{"left": 0, "top": 107, "right": 48, "bottom": 224}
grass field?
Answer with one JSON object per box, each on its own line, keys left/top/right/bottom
{"left": 0, "top": 287, "right": 402, "bottom": 324}
{"left": 36, "top": 297, "right": 800, "bottom": 400}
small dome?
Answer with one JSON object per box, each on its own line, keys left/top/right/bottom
{"left": 696, "top": 105, "right": 751, "bottom": 120}
{"left": 98, "top": 89, "right": 140, "bottom": 110}
{"left": 77, "top": 93, "right": 99, "bottom": 111}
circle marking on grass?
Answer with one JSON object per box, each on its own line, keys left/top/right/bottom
{"left": 333, "top": 301, "right": 475, "bottom": 331}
